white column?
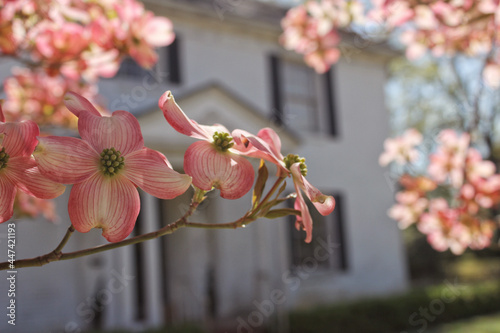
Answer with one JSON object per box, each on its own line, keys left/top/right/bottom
{"left": 141, "top": 192, "right": 164, "bottom": 326}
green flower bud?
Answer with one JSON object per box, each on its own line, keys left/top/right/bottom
{"left": 100, "top": 147, "right": 125, "bottom": 176}
{"left": 212, "top": 131, "right": 234, "bottom": 152}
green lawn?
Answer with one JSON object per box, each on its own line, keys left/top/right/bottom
{"left": 428, "top": 313, "right": 500, "bottom": 333}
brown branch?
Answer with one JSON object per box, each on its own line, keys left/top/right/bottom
{"left": 0, "top": 213, "right": 255, "bottom": 270}
{"left": 0, "top": 186, "right": 260, "bottom": 270}
{"left": 0, "top": 177, "right": 294, "bottom": 271}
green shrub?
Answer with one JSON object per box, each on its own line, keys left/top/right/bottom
{"left": 289, "top": 280, "right": 500, "bottom": 333}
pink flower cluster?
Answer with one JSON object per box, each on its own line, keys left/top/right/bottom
{"left": 281, "top": 0, "right": 500, "bottom": 86}
{"left": 379, "top": 128, "right": 422, "bottom": 166}
{"left": 371, "top": 0, "right": 500, "bottom": 86}
{"left": 1, "top": 0, "right": 173, "bottom": 76}
{"left": 0, "top": 0, "right": 174, "bottom": 126}
{"left": 280, "top": 0, "right": 364, "bottom": 73}
{"left": 3, "top": 68, "right": 96, "bottom": 126}
{"left": 381, "top": 129, "right": 500, "bottom": 254}
{"left": 160, "top": 92, "right": 336, "bottom": 243}
{"left": 0, "top": 92, "right": 335, "bottom": 244}
{"left": 14, "top": 191, "right": 58, "bottom": 223}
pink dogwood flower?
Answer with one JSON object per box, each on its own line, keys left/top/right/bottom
{"left": 232, "top": 128, "right": 335, "bottom": 243}
{"left": 0, "top": 103, "right": 65, "bottom": 223}
{"left": 418, "top": 198, "right": 470, "bottom": 255}
{"left": 388, "top": 190, "right": 428, "bottom": 229}
{"left": 159, "top": 91, "right": 255, "bottom": 200}
{"left": 379, "top": 128, "right": 423, "bottom": 166}
{"left": 113, "top": 0, "right": 175, "bottom": 68}
{"left": 290, "top": 163, "right": 336, "bottom": 243}
{"left": 428, "top": 130, "right": 470, "bottom": 187}
{"left": 465, "top": 148, "right": 495, "bottom": 183}
{"left": 33, "top": 92, "right": 192, "bottom": 242}
{"left": 14, "top": 191, "right": 58, "bottom": 223}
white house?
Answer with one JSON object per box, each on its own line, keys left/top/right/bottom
{"left": 0, "top": 1, "right": 408, "bottom": 332}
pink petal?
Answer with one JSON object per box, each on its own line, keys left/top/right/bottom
{"left": 144, "top": 17, "right": 175, "bottom": 46}
{"left": 0, "top": 175, "right": 16, "bottom": 223}
{"left": 78, "top": 110, "right": 144, "bottom": 156}
{"left": 68, "top": 173, "right": 140, "bottom": 242}
{"left": 257, "top": 128, "right": 283, "bottom": 158}
{"left": 0, "top": 120, "right": 39, "bottom": 157}
{"left": 0, "top": 103, "right": 5, "bottom": 122}
{"left": 484, "top": 62, "right": 500, "bottom": 88}
{"left": 184, "top": 141, "right": 254, "bottom": 200}
{"left": 294, "top": 184, "right": 313, "bottom": 243}
{"left": 291, "top": 163, "right": 335, "bottom": 216}
{"left": 232, "top": 129, "right": 288, "bottom": 174}
{"left": 159, "top": 91, "right": 212, "bottom": 140}
{"left": 200, "top": 123, "right": 231, "bottom": 138}
{"left": 34, "top": 136, "right": 99, "bottom": 184}
{"left": 5, "top": 156, "right": 65, "bottom": 199}
{"left": 124, "top": 147, "right": 192, "bottom": 199}
{"left": 64, "top": 91, "right": 102, "bottom": 117}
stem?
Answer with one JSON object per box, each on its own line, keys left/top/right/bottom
{"left": 185, "top": 218, "right": 250, "bottom": 229}
{"left": 59, "top": 218, "right": 188, "bottom": 262}
{"left": 0, "top": 187, "right": 253, "bottom": 270}
{"left": 53, "top": 225, "right": 75, "bottom": 255}
{"left": 252, "top": 175, "right": 286, "bottom": 216}
{"left": 0, "top": 215, "right": 253, "bottom": 270}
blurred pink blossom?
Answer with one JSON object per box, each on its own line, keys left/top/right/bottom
{"left": 379, "top": 128, "right": 423, "bottom": 166}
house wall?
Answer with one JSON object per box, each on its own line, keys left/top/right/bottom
{"left": 0, "top": 1, "right": 408, "bottom": 332}
{"left": 132, "top": 0, "right": 408, "bottom": 326}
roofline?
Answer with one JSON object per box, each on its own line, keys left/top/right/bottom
{"left": 143, "top": 0, "right": 398, "bottom": 59}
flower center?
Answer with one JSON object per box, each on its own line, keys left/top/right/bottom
{"left": 100, "top": 147, "right": 124, "bottom": 176}
{"left": 284, "top": 153, "right": 308, "bottom": 176}
{"left": 0, "top": 147, "right": 9, "bottom": 170}
{"left": 212, "top": 131, "right": 234, "bottom": 152}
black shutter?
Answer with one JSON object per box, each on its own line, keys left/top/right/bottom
{"left": 167, "top": 36, "right": 182, "bottom": 84}
{"left": 269, "top": 54, "right": 283, "bottom": 126}
{"left": 324, "top": 68, "right": 338, "bottom": 137}
{"left": 334, "top": 193, "right": 348, "bottom": 271}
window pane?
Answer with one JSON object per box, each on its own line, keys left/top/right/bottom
{"left": 281, "top": 60, "right": 319, "bottom": 131}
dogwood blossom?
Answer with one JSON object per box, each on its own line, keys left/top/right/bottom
{"left": 232, "top": 128, "right": 335, "bottom": 243}
{"left": 33, "top": 92, "right": 191, "bottom": 242}
{"left": 428, "top": 130, "right": 470, "bottom": 188}
{"left": 280, "top": 0, "right": 363, "bottom": 73}
{"left": 382, "top": 129, "right": 499, "bottom": 254}
{"left": 282, "top": 0, "right": 500, "bottom": 86}
{"left": 0, "top": 104, "right": 65, "bottom": 223}
{"left": 159, "top": 91, "right": 255, "bottom": 200}
{"left": 379, "top": 128, "right": 423, "bottom": 166}
{"left": 1, "top": 0, "right": 175, "bottom": 124}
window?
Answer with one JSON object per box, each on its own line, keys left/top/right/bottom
{"left": 165, "top": 36, "right": 182, "bottom": 84}
{"left": 288, "top": 193, "right": 347, "bottom": 272}
{"left": 269, "top": 55, "right": 338, "bottom": 136}
{"left": 282, "top": 60, "right": 319, "bottom": 131}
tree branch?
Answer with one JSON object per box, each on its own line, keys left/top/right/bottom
{"left": 0, "top": 184, "right": 296, "bottom": 271}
